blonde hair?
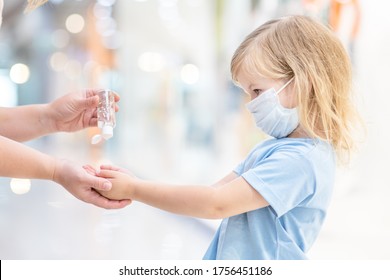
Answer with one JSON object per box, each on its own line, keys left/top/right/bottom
{"left": 231, "top": 15, "right": 362, "bottom": 162}
{"left": 24, "top": 0, "right": 49, "bottom": 13}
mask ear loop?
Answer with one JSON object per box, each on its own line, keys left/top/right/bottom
{"left": 276, "top": 78, "right": 294, "bottom": 95}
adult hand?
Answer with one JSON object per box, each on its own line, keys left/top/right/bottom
{"left": 46, "top": 89, "right": 120, "bottom": 133}
{"left": 53, "top": 159, "right": 131, "bottom": 209}
{"left": 84, "top": 164, "right": 137, "bottom": 201}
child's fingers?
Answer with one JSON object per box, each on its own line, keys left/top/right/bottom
{"left": 100, "top": 164, "right": 121, "bottom": 171}
{"left": 97, "top": 169, "right": 117, "bottom": 178}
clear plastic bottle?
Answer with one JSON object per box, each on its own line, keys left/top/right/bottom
{"left": 97, "top": 89, "right": 116, "bottom": 140}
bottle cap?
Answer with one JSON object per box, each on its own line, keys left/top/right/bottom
{"left": 102, "top": 125, "right": 113, "bottom": 139}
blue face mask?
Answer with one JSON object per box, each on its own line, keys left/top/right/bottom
{"left": 246, "top": 78, "right": 298, "bottom": 138}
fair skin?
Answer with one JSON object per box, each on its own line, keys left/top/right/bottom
{"left": 236, "top": 71, "right": 297, "bottom": 107}
{"left": 84, "top": 72, "right": 308, "bottom": 218}
{"left": 0, "top": 90, "right": 131, "bottom": 209}
{"left": 84, "top": 164, "right": 269, "bottom": 219}
{"left": 237, "top": 71, "right": 308, "bottom": 138}
{"left": 0, "top": 90, "right": 119, "bottom": 141}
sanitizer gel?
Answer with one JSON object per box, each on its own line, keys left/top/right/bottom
{"left": 91, "top": 89, "right": 116, "bottom": 144}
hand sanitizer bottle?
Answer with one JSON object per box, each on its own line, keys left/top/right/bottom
{"left": 92, "top": 89, "right": 116, "bottom": 144}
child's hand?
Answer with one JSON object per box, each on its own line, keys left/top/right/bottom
{"left": 93, "top": 165, "right": 138, "bottom": 201}
{"left": 52, "top": 161, "right": 131, "bottom": 209}
{"left": 100, "top": 164, "right": 135, "bottom": 176}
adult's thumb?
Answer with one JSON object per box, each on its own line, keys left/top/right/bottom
{"left": 92, "top": 177, "right": 112, "bottom": 191}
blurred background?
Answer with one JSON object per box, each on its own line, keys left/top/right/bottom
{"left": 0, "top": 0, "right": 389, "bottom": 259}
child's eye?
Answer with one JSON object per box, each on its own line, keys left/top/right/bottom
{"left": 253, "top": 89, "right": 262, "bottom": 96}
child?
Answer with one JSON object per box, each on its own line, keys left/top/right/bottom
{"left": 87, "top": 15, "right": 361, "bottom": 259}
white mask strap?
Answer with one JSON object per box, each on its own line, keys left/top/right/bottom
{"left": 276, "top": 78, "right": 294, "bottom": 95}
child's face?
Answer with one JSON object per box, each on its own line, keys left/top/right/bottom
{"left": 236, "top": 71, "right": 296, "bottom": 109}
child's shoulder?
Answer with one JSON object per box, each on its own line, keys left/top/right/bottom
{"left": 236, "top": 138, "right": 335, "bottom": 177}
{"left": 252, "top": 137, "right": 333, "bottom": 160}
{"left": 255, "top": 137, "right": 322, "bottom": 149}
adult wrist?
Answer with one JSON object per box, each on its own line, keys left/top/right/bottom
{"left": 51, "top": 158, "right": 63, "bottom": 184}
{"left": 40, "top": 103, "right": 58, "bottom": 134}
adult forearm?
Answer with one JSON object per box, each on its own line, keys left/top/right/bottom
{"left": 0, "top": 105, "right": 55, "bottom": 142}
{"left": 0, "top": 135, "right": 56, "bottom": 180}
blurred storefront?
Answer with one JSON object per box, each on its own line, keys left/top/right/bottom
{"left": 1, "top": 0, "right": 389, "bottom": 259}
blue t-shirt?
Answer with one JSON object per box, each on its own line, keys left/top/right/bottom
{"left": 203, "top": 138, "right": 335, "bottom": 260}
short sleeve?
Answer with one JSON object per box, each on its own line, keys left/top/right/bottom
{"left": 233, "top": 160, "right": 245, "bottom": 175}
{"left": 241, "top": 152, "right": 315, "bottom": 217}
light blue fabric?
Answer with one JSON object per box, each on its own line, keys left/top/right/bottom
{"left": 203, "top": 138, "right": 335, "bottom": 260}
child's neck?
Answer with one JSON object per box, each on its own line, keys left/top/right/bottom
{"left": 288, "top": 125, "right": 310, "bottom": 138}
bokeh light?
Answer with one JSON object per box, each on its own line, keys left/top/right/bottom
{"left": 9, "top": 63, "right": 30, "bottom": 84}
{"left": 64, "top": 60, "right": 82, "bottom": 80}
{"left": 10, "top": 178, "right": 31, "bottom": 195}
{"left": 49, "top": 52, "right": 68, "bottom": 72}
{"left": 180, "top": 64, "right": 199, "bottom": 84}
{"left": 65, "top": 14, "right": 85, "bottom": 34}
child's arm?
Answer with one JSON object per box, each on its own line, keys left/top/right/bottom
{"left": 211, "top": 172, "right": 239, "bottom": 188}
{"left": 97, "top": 166, "right": 269, "bottom": 219}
